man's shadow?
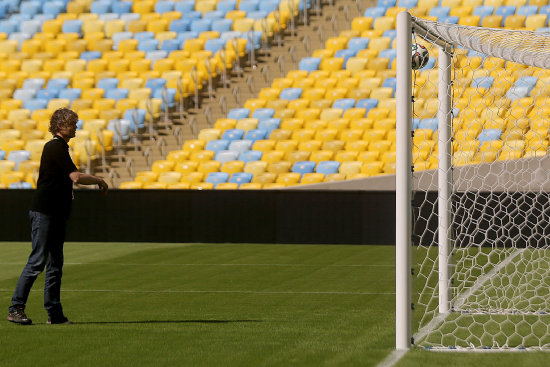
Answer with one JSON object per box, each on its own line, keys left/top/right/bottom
{"left": 72, "top": 319, "right": 264, "bottom": 325}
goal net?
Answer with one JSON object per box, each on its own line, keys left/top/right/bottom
{"left": 396, "top": 12, "right": 550, "bottom": 350}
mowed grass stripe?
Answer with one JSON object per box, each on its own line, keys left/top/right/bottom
{"left": 0, "top": 243, "right": 396, "bottom": 367}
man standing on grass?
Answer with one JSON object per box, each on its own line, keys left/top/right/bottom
{"left": 7, "top": 108, "right": 108, "bottom": 325}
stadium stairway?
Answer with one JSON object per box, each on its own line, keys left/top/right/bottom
{"left": 108, "top": 0, "right": 372, "bottom": 186}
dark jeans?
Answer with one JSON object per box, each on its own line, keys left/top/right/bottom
{"left": 10, "top": 211, "right": 66, "bottom": 317}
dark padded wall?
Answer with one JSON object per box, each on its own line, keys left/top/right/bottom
{"left": 0, "top": 190, "right": 396, "bottom": 244}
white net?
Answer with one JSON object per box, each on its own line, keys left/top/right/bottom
{"left": 410, "top": 17, "right": 550, "bottom": 350}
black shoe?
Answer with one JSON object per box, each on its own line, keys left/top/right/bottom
{"left": 47, "top": 315, "right": 72, "bottom": 325}
{"left": 7, "top": 306, "right": 32, "bottom": 325}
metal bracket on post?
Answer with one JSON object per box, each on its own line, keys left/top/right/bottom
{"left": 302, "top": 35, "right": 311, "bottom": 57}
{"left": 205, "top": 105, "right": 213, "bottom": 127}
{"left": 219, "top": 95, "right": 227, "bottom": 116}
{"left": 316, "top": 25, "right": 325, "bottom": 44}
{"left": 246, "top": 75, "right": 255, "bottom": 94}
{"left": 125, "top": 156, "right": 135, "bottom": 179}
{"left": 189, "top": 116, "right": 198, "bottom": 138}
{"left": 302, "top": 0, "right": 308, "bottom": 25}
{"left": 157, "top": 137, "right": 167, "bottom": 160}
{"left": 205, "top": 58, "right": 214, "bottom": 103}
{"left": 232, "top": 85, "right": 241, "bottom": 106}
{"left": 161, "top": 87, "right": 171, "bottom": 127}
{"left": 261, "top": 64, "right": 271, "bottom": 84}
{"left": 173, "top": 126, "right": 183, "bottom": 146}
{"left": 146, "top": 98, "right": 155, "bottom": 141}
{"left": 131, "top": 108, "right": 140, "bottom": 151}
{"left": 176, "top": 76, "right": 186, "bottom": 121}
{"left": 274, "top": 11, "right": 282, "bottom": 48}
{"left": 343, "top": 4, "right": 351, "bottom": 30}
{"left": 191, "top": 67, "right": 199, "bottom": 109}
{"left": 289, "top": 45, "right": 298, "bottom": 70}
{"left": 247, "top": 31, "right": 257, "bottom": 69}
{"left": 232, "top": 38, "right": 242, "bottom": 77}
{"left": 330, "top": 15, "right": 338, "bottom": 36}
{"left": 219, "top": 49, "right": 228, "bottom": 88}
{"left": 277, "top": 55, "right": 285, "bottom": 78}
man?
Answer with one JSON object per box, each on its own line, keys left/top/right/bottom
{"left": 7, "top": 108, "right": 108, "bottom": 325}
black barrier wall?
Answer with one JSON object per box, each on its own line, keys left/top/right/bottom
{"left": 0, "top": 190, "right": 396, "bottom": 244}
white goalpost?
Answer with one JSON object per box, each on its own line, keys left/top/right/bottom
{"left": 396, "top": 11, "right": 550, "bottom": 350}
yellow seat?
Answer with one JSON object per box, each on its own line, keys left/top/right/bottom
{"left": 190, "top": 182, "right": 214, "bottom": 190}
{"left": 309, "top": 150, "right": 334, "bottom": 163}
{"left": 166, "top": 150, "right": 190, "bottom": 164}
{"left": 233, "top": 18, "right": 254, "bottom": 32}
{"left": 252, "top": 172, "right": 276, "bottom": 184}
{"left": 339, "top": 161, "right": 363, "bottom": 177}
{"left": 197, "top": 160, "right": 221, "bottom": 175}
{"left": 261, "top": 150, "right": 285, "bottom": 163}
{"left": 324, "top": 173, "right": 346, "bottom": 182}
{"left": 276, "top": 172, "right": 301, "bottom": 185}
{"left": 300, "top": 173, "right": 324, "bottom": 185}
{"left": 269, "top": 129, "right": 292, "bottom": 141}
{"left": 244, "top": 161, "right": 268, "bottom": 176}
{"left": 182, "top": 139, "right": 206, "bottom": 152}
{"left": 351, "top": 17, "right": 373, "bottom": 32}
{"left": 180, "top": 172, "right": 204, "bottom": 184}
{"left": 481, "top": 15, "right": 503, "bottom": 28}
{"left": 191, "top": 150, "right": 216, "bottom": 163}
{"left": 252, "top": 140, "right": 276, "bottom": 153}
{"left": 221, "top": 161, "right": 245, "bottom": 175}
{"left": 174, "top": 161, "right": 198, "bottom": 174}
{"left": 373, "top": 17, "right": 395, "bottom": 32}
{"left": 267, "top": 161, "right": 292, "bottom": 174}
{"left": 298, "top": 140, "right": 322, "bottom": 152}
{"left": 504, "top": 15, "right": 526, "bottom": 29}
{"left": 319, "top": 58, "right": 344, "bottom": 72}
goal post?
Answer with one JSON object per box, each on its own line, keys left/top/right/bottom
{"left": 396, "top": 12, "right": 550, "bottom": 350}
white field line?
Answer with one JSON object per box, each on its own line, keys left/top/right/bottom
{"left": 414, "top": 248, "right": 525, "bottom": 346}
{"left": 0, "top": 262, "right": 394, "bottom": 267}
{"left": 0, "top": 288, "right": 395, "bottom": 296}
{"left": 375, "top": 350, "right": 408, "bottom": 367}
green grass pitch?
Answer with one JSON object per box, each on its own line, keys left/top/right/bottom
{"left": 1, "top": 242, "right": 550, "bottom": 367}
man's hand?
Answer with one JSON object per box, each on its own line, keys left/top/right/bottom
{"left": 98, "top": 179, "right": 108, "bottom": 195}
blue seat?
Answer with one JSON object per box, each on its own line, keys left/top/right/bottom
{"left": 382, "top": 77, "right": 397, "bottom": 95}
{"left": 112, "top": 1, "right": 132, "bottom": 14}
{"left": 244, "top": 129, "right": 267, "bottom": 142}
{"left": 153, "top": 88, "right": 176, "bottom": 108}
{"left": 347, "top": 37, "right": 369, "bottom": 52}
{"left": 378, "top": 49, "right": 397, "bottom": 63}
{"left": 244, "top": 31, "right": 262, "bottom": 51}
{"left": 228, "top": 140, "right": 252, "bottom": 153}
{"left": 364, "top": 7, "right": 386, "bottom": 18}
{"left": 181, "top": 10, "right": 202, "bottom": 19}
{"left": 229, "top": 172, "right": 252, "bottom": 185}
{"left": 206, "top": 139, "right": 231, "bottom": 152}
{"left": 123, "top": 108, "right": 146, "bottom": 131}
{"left": 9, "top": 182, "right": 32, "bottom": 189}
{"left": 59, "top": 88, "right": 81, "bottom": 101}
{"left": 217, "top": 0, "right": 237, "bottom": 12}
{"left": 24, "top": 99, "right": 48, "bottom": 112}
{"left": 473, "top": 5, "right": 494, "bottom": 18}
{"left": 190, "top": 19, "right": 212, "bottom": 33}
{"left": 97, "top": 78, "right": 119, "bottom": 90}
{"left": 43, "top": 1, "right": 65, "bottom": 16}
{"left": 418, "top": 118, "right": 438, "bottom": 131}
{"left": 356, "top": 98, "right": 378, "bottom": 111}
{"left": 7, "top": 150, "right": 30, "bottom": 169}
{"left": 239, "top": 0, "right": 259, "bottom": 12}
{"left": 154, "top": 0, "right": 174, "bottom": 14}
{"left": 316, "top": 161, "right": 340, "bottom": 175}
{"left": 98, "top": 14, "right": 120, "bottom": 22}
{"left": 279, "top": 88, "right": 302, "bottom": 100}
{"left": 472, "top": 76, "right": 494, "bottom": 89}
{"left": 178, "top": 32, "right": 200, "bottom": 45}
{"left": 80, "top": 51, "right": 101, "bottom": 61}
{"left": 174, "top": 0, "right": 195, "bottom": 13}
{"left": 299, "top": 57, "right": 321, "bottom": 72}
{"left": 222, "top": 129, "right": 245, "bottom": 141}
{"left": 494, "top": 6, "right": 516, "bottom": 25}
{"left": 259, "top": 0, "right": 278, "bottom": 12}
{"left": 62, "top": 19, "right": 82, "bottom": 34}
{"left": 20, "top": 1, "right": 41, "bottom": 16}
{"left": 252, "top": 108, "right": 275, "bottom": 120}
{"left": 47, "top": 78, "right": 70, "bottom": 90}
{"left": 383, "top": 29, "right": 397, "bottom": 40}
{"left": 335, "top": 49, "right": 356, "bottom": 65}
{"left": 106, "top": 88, "right": 129, "bottom": 101}
{"left": 107, "top": 119, "right": 132, "bottom": 142}
{"left": 204, "top": 10, "right": 225, "bottom": 19}
{"left": 36, "top": 89, "right": 58, "bottom": 100}
{"left": 138, "top": 39, "right": 159, "bottom": 52}
{"left": 205, "top": 172, "right": 230, "bottom": 186}
{"left": 23, "top": 79, "right": 45, "bottom": 91}
{"left": 91, "top": 1, "right": 111, "bottom": 14}
{"left": 239, "top": 150, "right": 262, "bottom": 162}
{"left": 517, "top": 5, "right": 537, "bottom": 16}
{"left": 211, "top": 18, "right": 233, "bottom": 33}
{"left": 205, "top": 38, "right": 226, "bottom": 53}
{"left": 214, "top": 150, "right": 239, "bottom": 164}
{"left": 134, "top": 31, "right": 155, "bottom": 42}
{"left": 145, "top": 78, "right": 167, "bottom": 93}
{"left": 292, "top": 161, "right": 316, "bottom": 175}
{"left": 439, "top": 15, "right": 459, "bottom": 24}
{"left": 0, "top": 149, "right": 5, "bottom": 160}
{"left": 429, "top": 6, "right": 450, "bottom": 18}
{"left": 412, "top": 118, "right": 421, "bottom": 130}
{"left": 170, "top": 18, "right": 191, "bottom": 32}
{"left": 478, "top": 129, "right": 502, "bottom": 143}
{"left": 161, "top": 39, "right": 181, "bottom": 51}
{"left": 421, "top": 57, "right": 437, "bottom": 69}
{"left": 227, "top": 108, "right": 250, "bottom": 119}
{"left": 13, "top": 89, "right": 36, "bottom": 104}
{"left": 540, "top": 5, "right": 550, "bottom": 20}
{"left": 257, "top": 118, "right": 280, "bottom": 133}
{"left": 247, "top": 11, "right": 268, "bottom": 20}
{"left": 0, "top": 20, "right": 17, "bottom": 34}
{"left": 377, "top": 0, "right": 397, "bottom": 7}
{"left": 332, "top": 98, "right": 356, "bottom": 111}
{"left": 514, "top": 76, "right": 538, "bottom": 95}
{"left": 20, "top": 20, "right": 41, "bottom": 36}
